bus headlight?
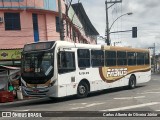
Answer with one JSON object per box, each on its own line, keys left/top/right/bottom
{"left": 49, "top": 80, "right": 56, "bottom": 87}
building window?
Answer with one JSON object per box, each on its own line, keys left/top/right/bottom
{"left": 32, "top": 14, "right": 39, "bottom": 42}
{"left": 56, "top": 16, "right": 60, "bottom": 32}
{"left": 66, "top": 22, "right": 69, "bottom": 36}
{"left": 73, "top": 30, "right": 76, "bottom": 42}
{"left": 4, "top": 13, "right": 21, "bottom": 30}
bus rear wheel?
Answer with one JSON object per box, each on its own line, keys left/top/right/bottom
{"left": 128, "top": 75, "right": 136, "bottom": 89}
{"left": 77, "top": 82, "right": 89, "bottom": 98}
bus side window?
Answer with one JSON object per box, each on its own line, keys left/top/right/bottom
{"left": 58, "top": 51, "right": 75, "bottom": 74}
{"left": 91, "top": 50, "right": 104, "bottom": 67}
{"left": 127, "top": 52, "right": 136, "bottom": 65}
{"left": 117, "top": 51, "right": 127, "bottom": 66}
{"left": 77, "top": 49, "right": 90, "bottom": 68}
{"left": 105, "top": 51, "right": 116, "bottom": 66}
{"left": 145, "top": 53, "right": 149, "bottom": 65}
{"left": 137, "top": 52, "right": 145, "bottom": 65}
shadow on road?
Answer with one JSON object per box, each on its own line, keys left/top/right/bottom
{"left": 88, "top": 85, "right": 146, "bottom": 98}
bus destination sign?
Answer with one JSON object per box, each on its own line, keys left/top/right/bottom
{"left": 23, "top": 42, "right": 55, "bottom": 52}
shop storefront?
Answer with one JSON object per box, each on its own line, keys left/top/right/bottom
{"left": 0, "top": 49, "right": 22, "bottom": 67}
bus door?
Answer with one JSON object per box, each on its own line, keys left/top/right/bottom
{"left": 57, "top": 48, "right": 76, "bottom": 96}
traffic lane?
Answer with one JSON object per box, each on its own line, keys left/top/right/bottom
{"left": 0, "top": 85, "right": 147, "bottom": 106}
{"left": 151, "top": 74, "right": 160, "bottom": 81}
{"left": 1, "top": 75, "right": 160, "bottom": 112}
{"left": 0, "top": 86, "right": 145, "bottom": 110}
{"left": 68, "top": 86, "right": 160, "bottom": 111}
{"left": 1, "top": 84, "right": 160, "bottom": 112}
{"left": 80, "top": 81, "right": 160, "bottom": 111}
{"left": 1, "top": 75, "right": 160, "bottom": 120}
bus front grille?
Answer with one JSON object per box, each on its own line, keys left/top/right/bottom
{"left": 22, "top": 87, "right": 49, "bottom": 96}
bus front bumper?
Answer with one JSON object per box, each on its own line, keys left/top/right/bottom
{"left": 22, "top": 86, "right": 56, "bottom": 97}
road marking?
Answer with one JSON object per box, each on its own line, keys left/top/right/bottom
{"left": 69, "top": 103, "right": 77, "bottom": 105}
{"left": 114, "top": 96, "right": 145, "bottom": 100}
{"left": 12, "top": 109, "right": 30, "bottom": 111}
{"left": 152, "top": 79, "right": 159, "bottom": 81}
{"left": 138, "top": 92, "right": 160, "bottom": 94}
{"left": 82, "top": 103, "right": 88, "bottom": 105}
{"left": 145, "top": 88, "right": 160, "bottom": 92}
{"left": 137, "top": 88, "right": 160, "bottom": 94}
{"left": 71, "top": 102, "right": 105, "bottom": 110}
{"left": 69, "top": 103, "right": 87, "bottom": 105}
{"left": 100, "top": 102, "right": 159, "bottom": 111}
{"left": 71, "top": 107, "right": 84, "bottom": 110}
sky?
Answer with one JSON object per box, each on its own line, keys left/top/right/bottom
{"left": 72, "top": 0, "right": 160, "bottom": 55}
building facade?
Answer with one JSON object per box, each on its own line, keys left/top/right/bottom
{"left": 0, "top": 0, "right": 99, "bottom": 66}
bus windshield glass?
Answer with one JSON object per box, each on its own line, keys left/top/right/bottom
{"left": 21, "top": 51, "right": 54, "bottom": 84}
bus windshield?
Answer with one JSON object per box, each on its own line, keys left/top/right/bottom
{"left": 21, "top": 51, "right": 54, "bottom": 84}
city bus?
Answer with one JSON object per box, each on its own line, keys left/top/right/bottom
{"left": 21, "top": 41, "right": 151, "bottom": 98}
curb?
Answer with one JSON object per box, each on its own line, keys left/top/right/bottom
{"left": 152, "top": 73, "right": 160, "bottom": 75}
{"left": 0, "top": 97, "right": 41, "bottom": 107}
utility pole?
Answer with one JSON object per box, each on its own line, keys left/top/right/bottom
{"left": 58, "top": 0, "right": 64, "bottom": 40}
{"left": 105, "top": 0, "right": 122, "bottom": 45}
{"left": 105, "top": 1, "right": 110, "bottom": 45}
{"left": 153, "top": 43, "right": 156, "bottom": 73}
{"left": 149, "top": 43, "right": 156, "bottom": 73}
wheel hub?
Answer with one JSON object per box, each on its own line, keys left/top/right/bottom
{"left": 131, "top": 80, "right": 135, "bottom": 87}
{"left": 79, "top": 85, "right": 86, "bottom": 94}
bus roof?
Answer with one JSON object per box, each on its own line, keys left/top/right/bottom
{"left": 55, "top": 41, "right": 149, "bottom": 52}
{"left": 102, "top": 45, "right": 149, "bottom": 52}
{"left": 55, "top": 41, "right": 101, "bottom": 49}
{"left": 24, "top": 41, "right": 149, "bottom": 53}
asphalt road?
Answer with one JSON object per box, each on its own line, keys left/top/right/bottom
{"left": 0, "top": 74, "right": 160, "bottom": 120}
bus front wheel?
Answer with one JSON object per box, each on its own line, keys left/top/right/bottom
{"left": 128, "top": 75, "right": 136, "bottom": 89}
{"left": 77, "top": 82, "right": 89, "bottom": 98}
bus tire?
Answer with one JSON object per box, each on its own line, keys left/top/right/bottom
{"left": 77, "top": 81, "right": 89, "bottom": 98}
{"left": 128, "top": 75, "right": 136, "bottom": 89}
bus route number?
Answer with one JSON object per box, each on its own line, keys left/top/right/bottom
{"left": 79, "top": 72, "right": 89, "bottom": 75}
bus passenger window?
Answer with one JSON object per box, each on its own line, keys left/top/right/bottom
{"left": 145, "top": 53, "right": 149, "bottom": 65}
{"left": 77, "top": 49, "right": 90, "bottom": 68}
{"left": 58, "top": 52, "right": 75, "bottom": 73}
{"left": 137, "top": 53, "right": 145, "bottom": 65}
{"left": 105, "top": 51, "right": 116, "bottom": 66}
{"left": 127, "top": 52, "right": 136, "bottom": 65}
{"left": 117, "top": 51, "right": 127, "bottom": 66}
{"left": 91, "top": 50, "right": 104, "bottom": 67}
